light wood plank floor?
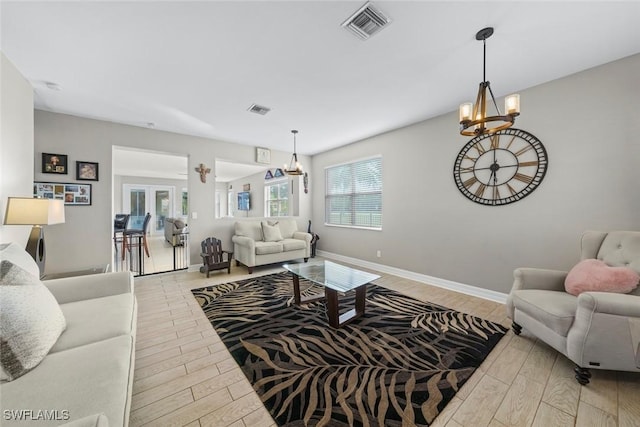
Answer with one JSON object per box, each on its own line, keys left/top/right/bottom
{"left": 131, "top": 260, "right": 640, "bottom": 427}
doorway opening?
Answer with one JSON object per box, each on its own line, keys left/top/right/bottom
{"left": 112, "top": 146, "right": 189, "bottom": 276}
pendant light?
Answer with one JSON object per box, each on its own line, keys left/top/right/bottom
{"left": 459, "top": 27, "right": 520, "bottom": 136}
{"left": 284, "top": 130, "right": 303, "bottom": 175}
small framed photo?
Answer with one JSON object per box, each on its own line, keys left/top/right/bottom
{"left": 76, "top": 161, "right": 99, "bottom": 181}
{"left": 42, "top": 153, "right": 68, "bottom": 174}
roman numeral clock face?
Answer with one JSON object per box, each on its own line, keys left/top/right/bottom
{"left": 453, "top": 128, "right": 548, "bottom": 206}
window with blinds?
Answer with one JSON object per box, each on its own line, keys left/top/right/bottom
{"left": 325, "top": 156, "right": 382, "bottom": 229}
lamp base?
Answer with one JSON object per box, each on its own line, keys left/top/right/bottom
{"left": 25, "top": 225, "right": 46, "bottom": 278}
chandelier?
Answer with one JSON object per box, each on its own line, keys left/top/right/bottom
{"left": 284, "top": 130, "right": 303, "bottom": 175}
{"left": 459, "top": 27, "right": 520, "bottom": 136}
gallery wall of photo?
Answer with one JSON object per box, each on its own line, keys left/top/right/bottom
{"left": 34, "top": 182, "right": 92, "bottom": 206}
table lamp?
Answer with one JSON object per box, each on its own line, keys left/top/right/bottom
{"left": 3, "top": 197, "right": 65, "bottom": 277}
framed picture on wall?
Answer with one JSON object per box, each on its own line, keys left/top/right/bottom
{"left": 34, "top": 182, "right": 92, "bottom": 206}
{"left": 42, "top": 153, "right": 68, "bottom": 174}
{"left": 76, "top": 161, "right": 99, "bottom": 181}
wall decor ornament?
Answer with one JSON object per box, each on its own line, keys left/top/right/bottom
{"left": 453, "top": 128, "right": 548, "bottom": 206}
{"left": 42, "top": 153, "right": 68, "bottom": 174}
{"left": 256, "top": 147, "right": 271, "bottom": 164}
{"left": 195, "top": 163, "right": 211, "bottom": 183}
{"left": 303, "top": 172, "right": 309, "bottom": 194}
{"left": 34, "top": 182, "right": 92, "bottom": 206}
{"left": 76, "top": 161, "right": 99, "bottom": 181}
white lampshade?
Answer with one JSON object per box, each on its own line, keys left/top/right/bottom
{"left": 505, "top": 94, "right": 520, "bottom": 115}
{"left": 3, "top": 197, "right": 65, "bottom": 226}
{"left": 459, "top": 102, "right": 473, "bottom": 122}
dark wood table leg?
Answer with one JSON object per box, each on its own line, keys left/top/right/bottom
{"left": 325, "top": 283, "right": 367, "bottom": 328}
{"left": 292, "top": 273, "right": 302, "bottom": 305}
{"left": 325, "top": 288, "right": 339, "bottom": 328}
{"left": 354, "top": 284, "right": 366, "bottom": 317}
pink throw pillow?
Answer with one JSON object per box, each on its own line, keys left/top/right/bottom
{"left": 565, "top": 259, "right": 640, "bottom": 296}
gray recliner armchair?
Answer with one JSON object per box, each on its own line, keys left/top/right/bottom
{"left": 506, "top": 230, "right": 640, "bottom": 385}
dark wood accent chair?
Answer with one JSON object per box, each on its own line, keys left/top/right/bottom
{"left": 200, "top": 237, "right": 233, "bottom": 277}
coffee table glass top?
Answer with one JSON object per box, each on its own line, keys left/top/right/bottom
{"left": 283, "top": 261, "right": 380, "bottom": 292}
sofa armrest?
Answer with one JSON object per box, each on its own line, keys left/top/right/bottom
{"left": 232, "top": 235, "right": 255, "bottom": 249}
{"left": 60, "top": 413, "right": 109, "bottom": 427}
{"left": 292, "top": 231, "right": 312, "bottom": 244}
{"left": 577, "top": 292, "right": 640, "bottom": 317}
{"left": 44, "top": 271, "right": 134, "bottom": 304}
{"left": 512, "top": 268, "right": 568, "bottom": 292}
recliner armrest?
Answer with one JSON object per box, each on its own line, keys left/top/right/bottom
{"left": 507, "top": 268, "right": 568, "bottom": 319}
{"left": 512, "top": 268, "right": 568, "bottom": 292}
{"left": 577, "top": 292, "right": 640, "bottom": 317}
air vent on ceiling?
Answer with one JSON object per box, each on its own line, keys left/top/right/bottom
{"left": 342, "top": 2, "right": 391, "bottom": 40}
{"left": 247, "top": 104, "right": 271, "bottom": 115}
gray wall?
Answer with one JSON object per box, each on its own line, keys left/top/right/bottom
{"left": 33, "top": 111, "right": 311, "bottom": 274}
{"left": 0, "top": 53, "right": 35, "bottom": 244}
{"left": 311, "top": 53, "right": 640, "bottom": 294}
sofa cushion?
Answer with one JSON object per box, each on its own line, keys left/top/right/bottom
{"left": 0, "top": 335, "right": 133, "bottom": 427}
{"left": 51, "top": 294, "right": 135, "bottom": 353}
{"left": 261, "top": 221, "right": 283, "bottom": 242}
{"left": 271, "top": 219, "right": 298, "bottom": 239}
{"left": 565, "top": 259, "right": 639, "bottom": 296}
{"left": 235, "top": 221, "right": 263, "bottom": 241}
{"left": 0, "top": 260, "right": 67, "bottom": 381}
{"left": 255, "top": 241, "right": 283, "bottom": 255}
{"left": 0, "top": 242, "right": 40, "bottom": 278}
{"left": 511, "top": 289, "right": 577, "bottom": 337}
{"left": 282, "top": 238, "right": 307, "bottom": 252}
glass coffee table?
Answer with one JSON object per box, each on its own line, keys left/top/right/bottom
{"left": 283, "top": 261, "right": 380, "bottom": 328}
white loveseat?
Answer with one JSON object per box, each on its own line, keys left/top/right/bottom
{"left": 231, "top": 219, "right": 312, "bottom": 273}
{"left": 0, "top": 242, "right": 137, "bottom": 427}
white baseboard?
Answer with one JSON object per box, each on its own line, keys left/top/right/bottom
{"left": 316, "top": 250, "right": 508, "bottom": 304}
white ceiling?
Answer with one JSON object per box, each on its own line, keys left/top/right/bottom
{"left": 3, "top": 2, "right": 640, "bottom": 156}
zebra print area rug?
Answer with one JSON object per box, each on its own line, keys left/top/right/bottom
{"left": 191, "top": 272, "right": 506, "bottom": 426}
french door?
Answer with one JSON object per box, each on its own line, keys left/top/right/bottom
{"left": 123, "top": 185, "right": 174, "bottom": 235}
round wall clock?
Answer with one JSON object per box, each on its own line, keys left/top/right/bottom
{"left": 453, "top": 128, "right": 548, "bottom": 206}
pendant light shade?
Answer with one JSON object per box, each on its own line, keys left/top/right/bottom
{"left": 459, "top": 27, "right": 520, "bottom": 136}
{"left": 284, "top": 130, "right": 303, "bottom": 175}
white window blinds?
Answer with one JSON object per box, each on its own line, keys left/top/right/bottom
{"left": 325, "top": 156, "right": 382, "bottom": 229}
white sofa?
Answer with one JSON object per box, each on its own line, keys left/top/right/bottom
{"left": 0, "top": 242, "right": 137, "bottom": 427}
{"left": 231, "top": 219, "right": 312, "bottom": 273}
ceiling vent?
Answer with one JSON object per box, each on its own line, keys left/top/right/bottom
{"left": 247, "top": 104, "right": 271, "bottom": 115}
{"left": 342, "top": 2, "right": 391, "bottom": 40}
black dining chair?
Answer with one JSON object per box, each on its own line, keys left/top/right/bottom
{"left": 122, "top": 213, "right": 151, "bottom": 260}
{"left": 113, "top": 214, "right": 130, "bottom": 251}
